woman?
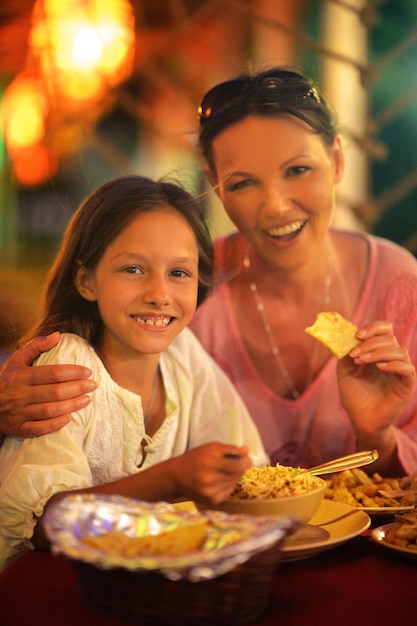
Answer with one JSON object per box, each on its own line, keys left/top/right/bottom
{"left": 189, "top": 67, "right": 417, "bottom": 475}
{"left": 1, "top": 67, "right": 417, "bottom": 475}
{"left": 0, "top": 175, "right": 266, "bottom": 570}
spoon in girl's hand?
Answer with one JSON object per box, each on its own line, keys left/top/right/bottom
{"left": 308, "top": 449, "right": 379, "bottom": 476}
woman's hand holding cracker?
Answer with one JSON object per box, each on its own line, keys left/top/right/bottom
{"left": 337, "top": 320, "right": 415, "bottom": 463}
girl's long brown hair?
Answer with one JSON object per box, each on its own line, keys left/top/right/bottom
{"left": 21, "top": 175, "right": 213, "bottom": 349}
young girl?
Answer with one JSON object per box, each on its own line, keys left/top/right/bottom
{"left": 0, "top": 175, "right": 267, "bottom": 571}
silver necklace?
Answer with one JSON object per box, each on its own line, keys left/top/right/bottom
{"left": 243, "top": 252, "right": 331, "bottom": 400}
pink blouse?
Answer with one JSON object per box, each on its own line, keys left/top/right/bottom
{"left": 190, "top": 230, "right": 417, "bottom": 472}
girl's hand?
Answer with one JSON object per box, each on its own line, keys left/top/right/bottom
{"left": 170, "top": 442, "right": 252, "bottom": 505}
{"left": 337, "top": 320, "right": 415, "bottom": 440}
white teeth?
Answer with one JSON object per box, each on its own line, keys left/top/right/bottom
{"left": 133, "top": 317, "right": 170, "bottom": 327}
{"left": 267, "top": 221, "right": 304, "bottom": 237}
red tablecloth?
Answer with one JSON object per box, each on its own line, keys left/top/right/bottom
{"left": 0, "top": 533, "right": 416, "bottom": 626}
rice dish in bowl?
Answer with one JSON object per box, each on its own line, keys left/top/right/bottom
{"left": 197, "top": 464, "right": 327, "bottom": 523}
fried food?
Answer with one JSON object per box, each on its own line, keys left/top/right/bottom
{"left": 384, "top": 510, "right": 417, "bottom": 552}
{"left": 82, "top": 521, "right": 209, "bottom": 557}
{"left": 324, "top": 469, "right": 417, "bottom": 508}
{"left": 305, "top": 311, "right": 360, "bottom": 359}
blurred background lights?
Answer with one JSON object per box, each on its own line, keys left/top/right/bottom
{"left": 72, "top": 27, "right": 103, "bottom": 64}
{"left": 2, "top": 73, "right": 48, "bottom": 153}
{"left": 12, "top": 144, "right": 58, "bottom": 187}
{"left": 1, "top": 0, "right": 135, "bottom": 186}
{"left": 30, "top": 0, "right": 135, "bottom": 94}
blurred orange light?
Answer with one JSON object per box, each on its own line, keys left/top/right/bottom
{"left": 4, "top": 0, "right": 135, "bottom": 186}
{"left": 12, "top": 144, "right": 58, "bottom": 187}
{"left": 8, "top": 103, "right": 44, "bottom": 150}
{"left": 29, "top": 0, "right": 135, "bottom": 100}
{"left": 63, "top": 73, "right": 103, "bottom": 101}
{"left": 2, "top": 74, "right": 48, "bottom": 152}
{"left": 72, "top": 27, "right": 103, "bottom": 63}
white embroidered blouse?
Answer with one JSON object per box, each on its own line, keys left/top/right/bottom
{"left": 0, "top": 328, "right": 267, "bottom": 570}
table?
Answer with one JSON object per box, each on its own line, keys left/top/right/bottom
{"left": 0, "top": 531, "right": 416, "bottom": 626}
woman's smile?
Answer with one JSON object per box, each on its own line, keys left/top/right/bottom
{"left": 264, "top": 219, "right": 307, "bottom": 241}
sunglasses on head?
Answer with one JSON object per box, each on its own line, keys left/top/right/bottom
{"left": 198, "top": 69, "right": 320, "bottom": 124}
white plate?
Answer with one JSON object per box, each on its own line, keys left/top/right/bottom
{"left": 281, "top": 499, "right": 370, "bottom": 562}
{"left": 371, "top": 522, "right": 417, "bottom": 561}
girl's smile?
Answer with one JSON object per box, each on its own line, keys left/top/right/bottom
{"left": 131, "top": 314, "right": 173, "bottom": 328}
{"left": 76, "top": 207, "right": 199, "bottom": 375}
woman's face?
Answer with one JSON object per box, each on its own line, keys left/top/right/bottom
{"left": 76, "top": 208, "right": 199, "bottom": 361}
{"left": 208, "top": 115, "right": 344, "bottom": 270}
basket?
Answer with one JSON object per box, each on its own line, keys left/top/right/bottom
{"left": 72, "top": 539, "right": 280, "bottom": 625}
{"left": 44, "top": 495, "right": 299, "bottom": 625}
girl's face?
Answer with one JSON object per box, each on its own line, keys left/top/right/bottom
{"left": 208, "top": 115, "right": 344, "bottom": 270}
{"left": 76, "top": 208, "right": 199, "bottom": 361}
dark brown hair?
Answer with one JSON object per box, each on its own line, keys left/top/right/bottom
{"left": 21, "top": 175, "right": 213, "bottom": 348}
{"left": 198, "top": 66, "right": 338, "bottom": 171}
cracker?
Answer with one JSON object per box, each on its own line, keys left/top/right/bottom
{"left": 305, "top": 311, "right": 360, "bottom": 359}
{"left": 82, "top": 521, "right": 209, "bottom": 557}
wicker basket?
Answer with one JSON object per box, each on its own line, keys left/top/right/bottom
{"left": 45, "top": 495, "right": 298, "bottom": 624}
{"left": 72, "top": 541, "right": 281, "bottom": 625}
